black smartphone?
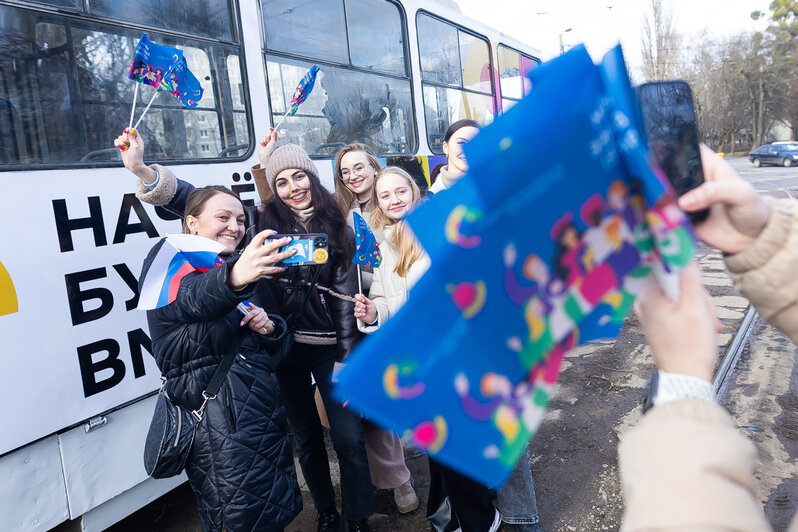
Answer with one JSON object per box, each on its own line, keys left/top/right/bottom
{"left": 268, "top": 233, "right": 329, "bottom": 266}
{"left": 636, "top": 80, "right": 709, "bottom": 224}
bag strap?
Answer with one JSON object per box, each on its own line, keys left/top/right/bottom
{"left": 191, "top": 334, "right": 242, "bottom": 421}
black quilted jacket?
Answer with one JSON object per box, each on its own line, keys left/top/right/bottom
{"left": 164, "top": 177, "right": 361, "bottom": 361}
{"left": 142, "top": 241, "right": 302, "bottom": 531}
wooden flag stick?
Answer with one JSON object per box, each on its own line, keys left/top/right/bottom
{"left": 128, "top": 83, "right": 139, "bottom": 131}
{"left": 357, "top": 265, "right": 362, "bottom": 295}
{"left": 132, "top": 90, "right": 160, "bottom": 131}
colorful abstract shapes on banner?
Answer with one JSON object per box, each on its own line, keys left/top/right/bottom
{"left": 137, "top": 234, "right": 225, "bottom": 310}
{"left": 289, "top": 65, "right": 320, "bottom": 116}
{"left": 159, "top": 57, "right": 204, "bottom": 109}
{"left": 128, "top": 33, "right": 183, "bottom": 89}
{"left": 351, "top": 211, "right": 382, "bottom": 268}
{"left": 336, "top": 44, "right": 695, "bottom": 487}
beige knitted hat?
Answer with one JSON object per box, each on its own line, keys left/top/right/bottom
{"left": 263, "top": 144, "right": 318, "bottom": 193}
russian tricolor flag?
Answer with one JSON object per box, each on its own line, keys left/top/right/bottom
{"left": 137, "top": 234, "right": 226, "bottom": 310}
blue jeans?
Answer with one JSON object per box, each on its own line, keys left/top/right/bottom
{"left": 496, "top": 447, "right": 540, "bottom": 525}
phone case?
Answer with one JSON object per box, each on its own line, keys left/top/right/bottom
{"left": 272, "top": 233, "right": 329, "bottom": 266}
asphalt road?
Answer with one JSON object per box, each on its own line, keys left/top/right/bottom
{"left": 728, "top": 155, "right": 798, "bottom": 195}
{"left": 65, "top": 157, "right": 798, "bottom": 532}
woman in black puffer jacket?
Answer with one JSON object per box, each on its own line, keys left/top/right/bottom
{"left": 117, "top": 128, "right": 374, "bottom": 531}
{"left": 141, "top": 185, "right": 302, "bottom": 532}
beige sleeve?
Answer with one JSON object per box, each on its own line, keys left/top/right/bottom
{"left": 725, "top": 198, "right": 798, "bottom": 344}
{"left": 135, "top": 164, "right": 178, "bottom": 206}
{"left": 251, "top": 163, "right": 273, "bottom": 204}
{"left": 619, "top": 399, "right": 770, "bottom": 532}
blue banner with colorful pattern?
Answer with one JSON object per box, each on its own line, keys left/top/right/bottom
{"left": 128, "top": 33, "right": 183, "bottom": 89}
{"left": 159, "top": 57, "right": 204, "bottom": 109}
{"left": 336, "top": 45, "right": 695, "bottom": 487}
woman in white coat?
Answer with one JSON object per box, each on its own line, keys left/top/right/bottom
{"left": 354, "top": 167, "right": 501, "bottom": 532}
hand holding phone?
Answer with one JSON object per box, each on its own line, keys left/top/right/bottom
{"left": 268, "top": 233, "right": 329, "bottom": 266}
{"left": 637, "top": 80, "right": 709, "bottom": 223}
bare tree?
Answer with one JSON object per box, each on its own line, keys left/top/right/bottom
{"left": 640, "top": 0, "right": 683, "bottom": 81}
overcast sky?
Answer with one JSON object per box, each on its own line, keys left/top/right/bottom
{"left": 454, "top": 0, "right": 773, "bottom": 75}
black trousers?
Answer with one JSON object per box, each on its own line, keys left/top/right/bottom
{"left": 427, "top": 459, "right": 497, "bottom": 532}
{"left": 277, "top": 342, "right": 374, "bottom": 521}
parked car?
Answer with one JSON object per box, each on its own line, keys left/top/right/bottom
{"left": 749, "top": 143, "right": 798, "bottom": 167}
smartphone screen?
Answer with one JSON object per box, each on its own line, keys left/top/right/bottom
{"left": 637, "top": 81, "right": 709, "bottom": 223}
{"left": 271, "top": 234, "right": 329, "bottom": 266}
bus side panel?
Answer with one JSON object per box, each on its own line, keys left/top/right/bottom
{"left": 0, "top": 169, "right": 174, "bottom": 457}
{"left": 0, "top": 435, "right": 69, "bottom": 531}
{"left": 59, "top": 395, "right": 157, "bottom": 518}
{"left": 80, "top": 473, "right": 187, "bottom": 532}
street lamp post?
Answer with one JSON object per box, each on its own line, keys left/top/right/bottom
{"left": 559, "top": 28, "right": 572, "bottom": 55}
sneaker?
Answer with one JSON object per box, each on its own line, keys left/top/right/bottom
{"left": 347, "top": 518, "right": 371, "bottom": 531}
{"left": 316, "top": 510, "right": 341, "bottom": 532}
{"left": 393, "top": 478, "right": 420, "bottom": 513}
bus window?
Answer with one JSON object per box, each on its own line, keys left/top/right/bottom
{"left": 266, "top": 58, "right": 413, "bottom": 156}
{"left": 0, "top": 3, "right": 250, "bottom": 168}
{"left": 417, "top": 12, "right": 495, "bottom": 154}
{"left": 226, "top": 54, "right": 249, "bottom": 157}
{"left": 262, "top": 0, "right": 415, "bottom": 157}
{"left": 346, "top": 0, "right": 406, "bottom": 76}
{"left": 89, "top": 0, "right": 235, "bottom": 42}
{"left": 263, "top": 0, "right": 348, "bottom": 64}
{"left": 497, "top": 44, "right": 540, "bottom": 112}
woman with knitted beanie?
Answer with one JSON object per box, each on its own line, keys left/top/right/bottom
{"left": 252, "top": 130, "right": 375, "bottom": 532}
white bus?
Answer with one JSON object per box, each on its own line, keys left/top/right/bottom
{"left": 0, "top": 0, "right": 540, "bottom": 529}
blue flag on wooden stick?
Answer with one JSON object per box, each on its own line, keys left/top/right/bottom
{"left": 336, "top": 44, "right": 695, "bottom": 487}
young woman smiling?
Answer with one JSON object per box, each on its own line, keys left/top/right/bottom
{"left": 254, "top": 132, "right": 376, "bottom": 532}
{"left": 333, "top": 143, "right": 381, "bottom": 220}
{"left": 333, "top": 144, "right": 420, "bottom": 514}
{"left": 116, "top": 128, "right": 374, "bottom": 532}
{"left": 141, "top": 185, "right": 302, "bottom": 531}
{"left": 353, "top": 167, "right": 499, "bottom": 532}
{"left": 428, "top": 119, "right": 480, "bottom": 194}
{"left": 422, "top": 116, "right": 545, "bottom": 531}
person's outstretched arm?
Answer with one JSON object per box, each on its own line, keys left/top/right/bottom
{"left": 113, "top": 128, "right": 193, "bottom": 216}
{"left": 619, "top": 263, "right": 770, "bottom": 531}
{"left": 680, "top": 145, "right": 798, "bottom": 343}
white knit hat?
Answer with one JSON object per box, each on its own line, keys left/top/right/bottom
{"left": 263, "top": 144, "right": 318, "bottom": 193}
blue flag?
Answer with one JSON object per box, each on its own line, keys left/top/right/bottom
{"left": 336, "top": 44, "right": 695, "bottom": 487}
{"left": 128, "top": 33, "right": 183, "bottom": 89}
{"left": 160, "top": 57, "right": 204, "bottom": 109}
{"left": 351, "top": 211, "right": 382, "bottom": 268}
{"left": 290, "top": 66, "right": 320, "bottom": 116}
